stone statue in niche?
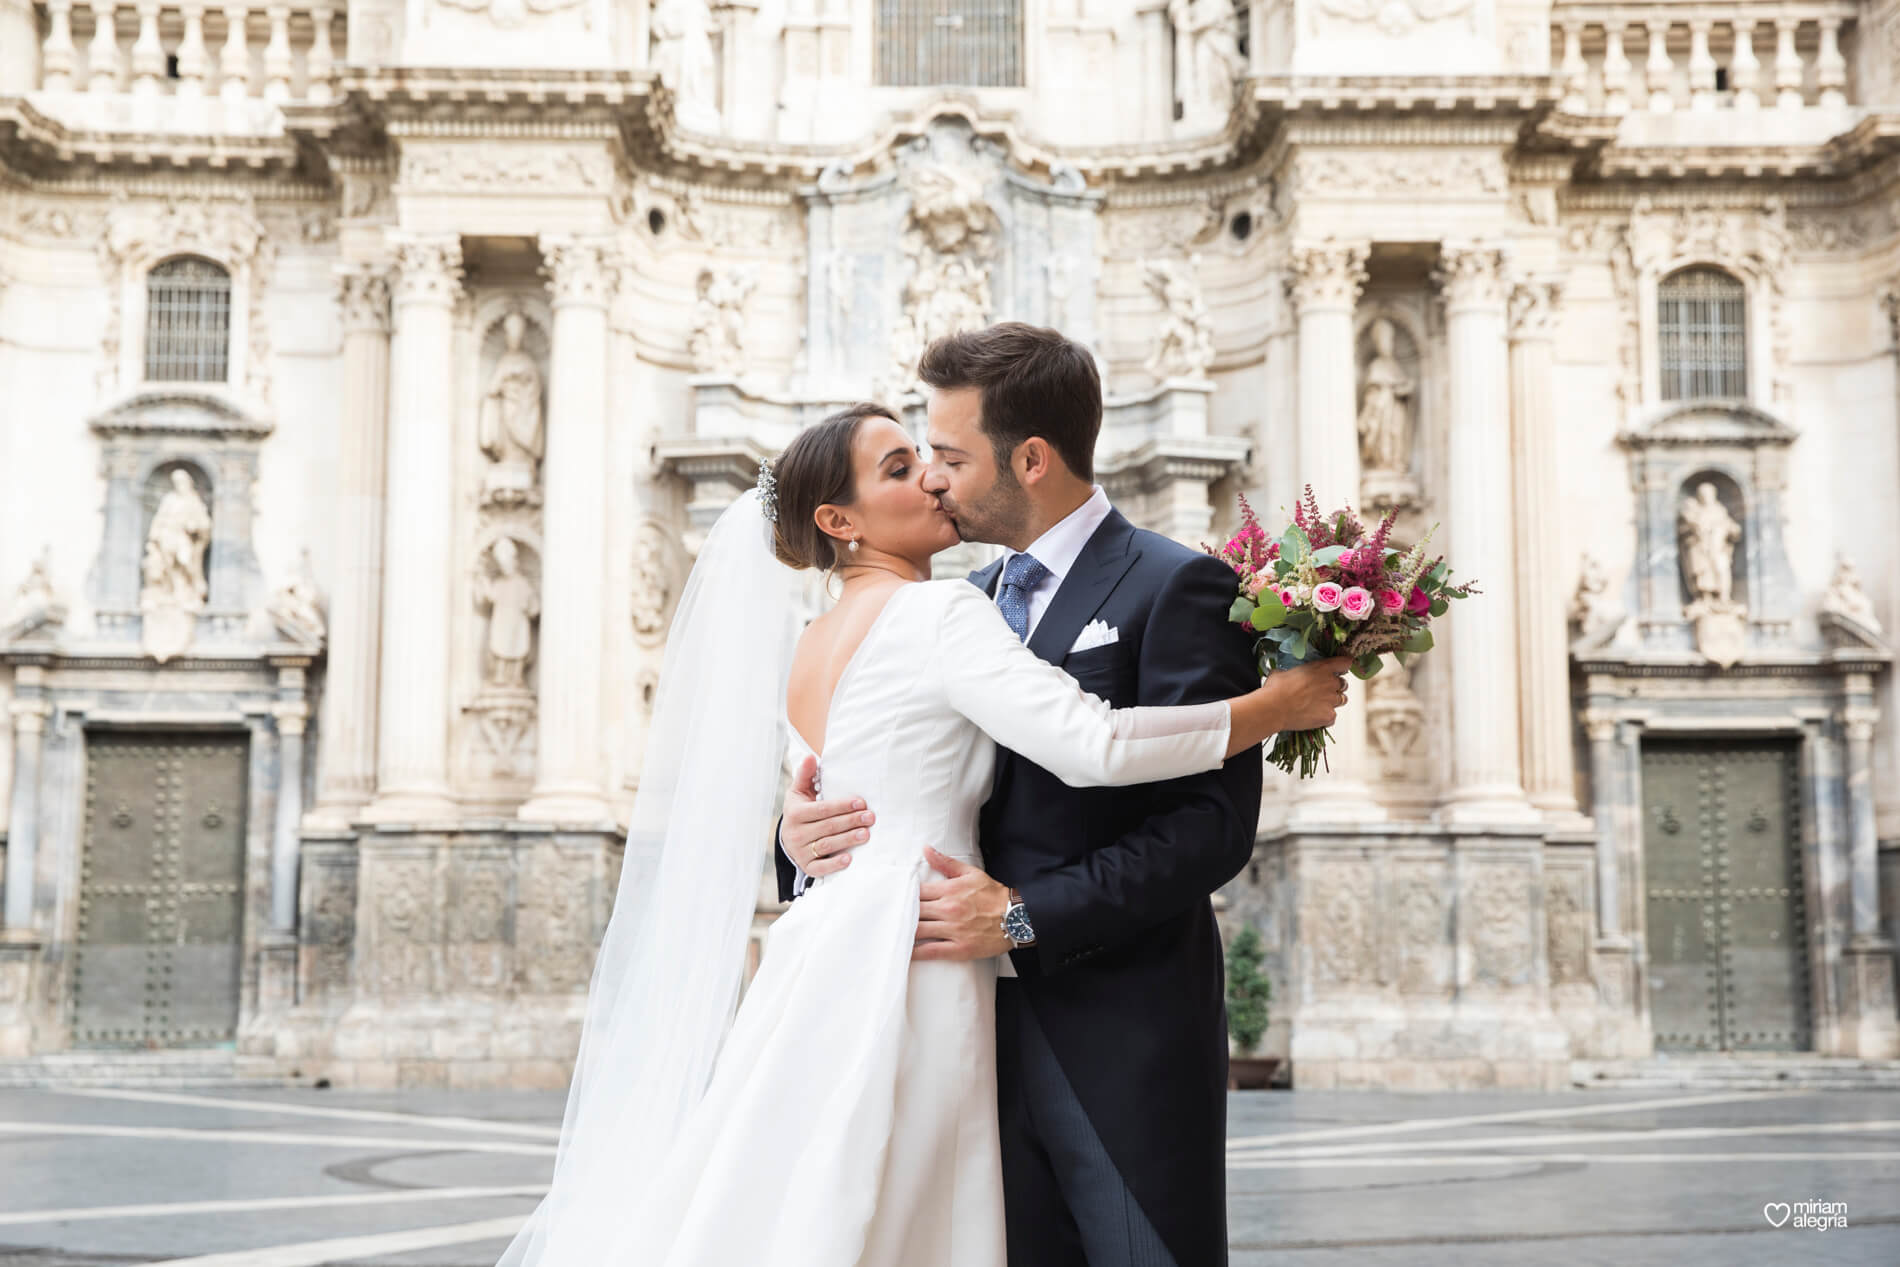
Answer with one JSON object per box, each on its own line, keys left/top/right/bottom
{"left": 1821, "top": 554, "right": 1881, "bottom": 634}
{"left": 630, "top": 520, "right": 678, "bottom": 645}
{"left": 475, "top": 536, "right": 539, "bottom": 690}
{"left": 651, "top": 0, "right": 720, "bottom": 132}
{"left": 478, "top": 312, "right": 545, "bottom": 507}
{"left": 3, "top": 547, "right": 67, "bottom": 642}
{"left": 1357, "top": 317, "right": 1415, "bottom": 473}
{"left": 1142, "top": 257, "right": 1215, "bottom": 381}
{"left": 1678, "top": 481, "right": 1746, "bottom": 667}
{"left": 1169, "top": 0, "right": 1245, "bottom": 130}
{"left": 140, "top": 469, "right": 212, "bottom": 663}
{"left": 689, "top": 267, "right": 756, "bottom": 377}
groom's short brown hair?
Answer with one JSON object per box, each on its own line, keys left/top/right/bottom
{"left": 917, "top": 323, "right": 1102, "bottom": 482}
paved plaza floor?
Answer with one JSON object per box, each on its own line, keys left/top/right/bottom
{"left": 0, "top": 1083, "right": 1894, "bottom": 1265}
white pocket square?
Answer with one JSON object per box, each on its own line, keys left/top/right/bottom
{"left": 1069, "top": 620, "right": 1120, "bottom": 654}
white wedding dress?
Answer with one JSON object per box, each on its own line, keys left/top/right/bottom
{"left": 597, "top": 579, "right": 1233, "bottom": 1266}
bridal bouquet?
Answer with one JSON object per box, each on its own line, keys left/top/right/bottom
{"left": 1208, "top": 487, "right": 1478, "bottom": 778}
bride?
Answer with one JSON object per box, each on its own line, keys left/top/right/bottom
{"left": 495, "top": 403, "right": 1343, "bottom": 1267}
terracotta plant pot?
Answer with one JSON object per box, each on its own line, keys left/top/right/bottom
{"left": 1227, "top": 1055, "right": 1281, "bottom": 1090}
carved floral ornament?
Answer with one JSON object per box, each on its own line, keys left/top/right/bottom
{"left": 1433, "top": 244, "right": 1508, "bottom": 310}
{"left": 1317, "top": 0, "right": 1473, "bottom": 37}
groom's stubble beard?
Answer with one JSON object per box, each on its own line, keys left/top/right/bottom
{"left": 942, "top": 462, "right": 1032, "bottom": 550}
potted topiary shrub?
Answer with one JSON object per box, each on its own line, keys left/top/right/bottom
{"left": 1225, "top": 925, "right": 1279, "bottom": 1089}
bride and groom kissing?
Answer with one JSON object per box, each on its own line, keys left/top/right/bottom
{"left": 497, "top": 323, "right": 1353, "bottom": 1267}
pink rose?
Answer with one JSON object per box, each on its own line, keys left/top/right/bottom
{"left": 1340, "top": 587, "right": 1375, "bottom": 620}
{"left": 1407, "top": 586, "right": 1431, "bottom": 615}
{"left": 1277, "top": 587, "right": 1297, "bottom": 609}
{"left": 1312, "top": 582, "right": 1344, "bottom": 612}
{"left": 1378, "top": 588, "right": 1404, "bottom": 614}
{"left": 1244, "top": 574, "right": 1268, "bottom": 599}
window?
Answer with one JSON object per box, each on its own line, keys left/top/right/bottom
{"left": 1658, "top": 267, "right": 1746, "bottom": 401}
{"left": 145, "top": 256, "right": 231, "bottom": 383}
{"left": 876, "top": 0, "right": 1024, "bottom": 87}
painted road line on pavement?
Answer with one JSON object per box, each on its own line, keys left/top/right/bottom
{"left": 0, "top": 1186, "right": 547, "bottom": 1226}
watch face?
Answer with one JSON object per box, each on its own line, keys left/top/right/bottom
{"left": 1003, "top": 905, "right": 1034, "bottom": 943}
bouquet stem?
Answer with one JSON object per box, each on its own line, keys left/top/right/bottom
{"left": 1266, "top": 727, "right": 1334, "bottom": 779}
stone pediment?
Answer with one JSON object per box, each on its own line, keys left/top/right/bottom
{"left": 89, "top": 388, "right": 275, "bottom": 440}
{"left": 1618, "top": 400, "right": 1796, "bottom": 450}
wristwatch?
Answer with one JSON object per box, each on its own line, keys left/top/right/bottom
{"left": 1001, "top": 887, "right": 1036, "bottom": 948}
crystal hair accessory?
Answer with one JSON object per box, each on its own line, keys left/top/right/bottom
{"left": 756, "top": 457, "right": 778, "bottom": 524}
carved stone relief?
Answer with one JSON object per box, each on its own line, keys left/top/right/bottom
{"left": 1308, "top": 861, "right": 1376, "bottom": 988}
{"left": 689, "top": 267, "right": 756, "bottom": 377}
{"left": 1297, "top": 152, "right": 1506, "bottom": 200}
{"left": 888, "top": 159, "right": 999, "bottom": 394}
{"left": 631, "top": 520, "right": 682, "bottom": 646}
{"left": 1168, "top": 0, "right": 1245, "bottom": 131}
{"left": 1365, "top": 661, "right": 1425, "bottom": 773}
{"left": 366, "top": 856, "right": 439, "bottom": 998}
{"left": 1678, "top": 479, "right": 1746, "bottom": 667}
{"left": 1141, "top": 256, "right": 1215, "bottom": 381}
{"left": 1545, "top": 868, "right": 1594, "bottom": 987}
{"left": 256, "top": 548, "right": 326, "bottom": 649}
{"left": 1395, "top": 868, "right": 1450, "bottom": 996}
{"left": 1465, "top": 865, "right": 1533, "bottom": 988}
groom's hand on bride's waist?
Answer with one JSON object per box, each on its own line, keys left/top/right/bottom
{"left": 782, "top": 754, "right": 874, "bottom": 879}
{"left": 913, "top": 849, "right": 1013, "bottom": 962}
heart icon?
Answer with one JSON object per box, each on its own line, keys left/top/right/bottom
{"left": 1764, "top": 1202, "right": 1792, "bottom": 1227}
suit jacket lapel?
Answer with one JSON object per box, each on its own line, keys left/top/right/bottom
{"left": 969, "top": 557, "right": 1003, "bottom": 599}
{"left": 1026, "top": 510, "right": 1141, "bottom": 666}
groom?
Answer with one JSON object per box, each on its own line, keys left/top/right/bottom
{"left": 780, "top": 323, "right": 1340, "bottom": 1267}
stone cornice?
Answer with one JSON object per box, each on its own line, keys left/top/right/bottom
{"left": 0, "top": 96, "right": 306, "bottom": 179}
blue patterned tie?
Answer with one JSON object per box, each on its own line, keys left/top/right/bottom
{"left": 998, "top": 552, "right": 1050, "bottom": 641}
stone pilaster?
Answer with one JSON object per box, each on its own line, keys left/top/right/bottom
{"left": 518, "top": 236, "right": 615, "bottom": 824}
{"left": 1437, "top": 245, "right": 1534, "bottom": 822}
{"left": 270, "top": 700, "right": 307, "bottom": 931}
{"left": 362, "top": 236, "right": 462, "bottom": 824}
{"left": 1508, "top": 277, "right": 1579, "bottom": 818}
{"left": 1842, "top": 690, "right": 1899, "bottom": 1057}
{"left": 1285, "top": 241, "right": 1382, "bottom": 822}
{"left": 308, "top": 262, "right": 392, "bottom": 827}
{"left": 2, "top": 679, "right": 47, "bottom": 931}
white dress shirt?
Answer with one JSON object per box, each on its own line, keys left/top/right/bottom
{"left": 996, "top": 485, "right": 1113, "bottom": 640}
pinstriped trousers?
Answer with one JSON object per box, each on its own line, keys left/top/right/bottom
{"left": 998, "top": 982, "right": 1181, "bottom": 1267}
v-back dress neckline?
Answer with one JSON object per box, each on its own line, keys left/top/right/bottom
{"left": 786, "top": 582, "right": 919, "bottom": 760}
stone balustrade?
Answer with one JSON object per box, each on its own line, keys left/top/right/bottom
{"left": 1552, "top": 3, "right": 1856, "bottom": 114}
{"left": 35, "top": 1, "right": 341, "bottom": 103}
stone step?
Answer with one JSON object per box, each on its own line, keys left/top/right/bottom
{"left": 0, "top": 1047, "right": 300, "bottom": 1088}
{"left": 1573, "top": 1056, "right": 1900, "bottom": 1091}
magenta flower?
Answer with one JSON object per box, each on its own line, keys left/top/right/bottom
{"left": 1340, "top": 587, "right": 1375, "bottom": 620}
{"left": 1312, "top": 581, "right": 1344, "bottom": 612}
{"left": 1407, "top": 586, "right": 1431, "bottom": 615}
{"left": 1278, "top": 587, "right": 1297, "bottom": 609}
{"left": 1378, "top": 588, "right": 1405, "bottom": 614}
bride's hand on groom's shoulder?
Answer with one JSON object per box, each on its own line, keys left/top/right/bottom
{"left": 783, "top": 755, "right": 874, "bottom": 879}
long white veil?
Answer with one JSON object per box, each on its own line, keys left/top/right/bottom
{"left": 496, "top": 487, "right": 805, "bottom": 1264}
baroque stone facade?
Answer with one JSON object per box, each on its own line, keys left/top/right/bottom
{"left": 1, "top": 1, "right": 1898, "bottom": 1088}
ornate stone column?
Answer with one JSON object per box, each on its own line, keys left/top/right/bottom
{"left": 519, "top": 236, "right": 615, "bottom": 824}
{"left": 2, "top": 676, "right": 48, "bottom": 931}
{"left": 1284, "top": 241, "right": 1382, "bottom": 821}
{"left": 362, "top": 236, "right": 462, "bottom": 823}
{"left": 1437, "top": 245, "right": 1533, "bottom": 822}
{"left": 1508, "top": 278, "right": 1579, "bottom": 817}
{"left": 309, "top": 263, "right": 391, "bottom": 827}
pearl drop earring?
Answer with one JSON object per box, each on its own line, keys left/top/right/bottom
{"left": 849, "top": 537, "right": 861, "bottom": 554}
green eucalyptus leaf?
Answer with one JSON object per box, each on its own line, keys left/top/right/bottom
{"left": 1229, "top": 597, "right": 1257, "bottom": 624}
{"left": 1402, "top": 627, "right": 1435, "bottom": 654}
{"left": 1350, "top": 653, "right": 1384, "bottom": 680}
{"left": 1281, "top": 526, "right": 1310, "bottom": 559}
{"left": 1311, "top": 545, "right": 1349, "bottom": 567}
{"left": 1429, "top": 598, "right": 1449, "bottom": 617}
{"left": 1250, "top": 586, "right": 1288, "bottom": 629}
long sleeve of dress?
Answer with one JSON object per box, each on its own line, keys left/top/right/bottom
{"left": 932, "top": 582, "right": 1230, "bottom": 788}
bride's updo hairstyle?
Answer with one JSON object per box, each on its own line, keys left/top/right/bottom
{"left": 771, "top": 401, "right": 903, "bottom": 572}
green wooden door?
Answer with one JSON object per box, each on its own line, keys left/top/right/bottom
{"left": 1641, "top": 739, "right": 1810, "bottom": 1052}
{"left": 73, "top": 734, "right": 248, "bottom": 1046}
